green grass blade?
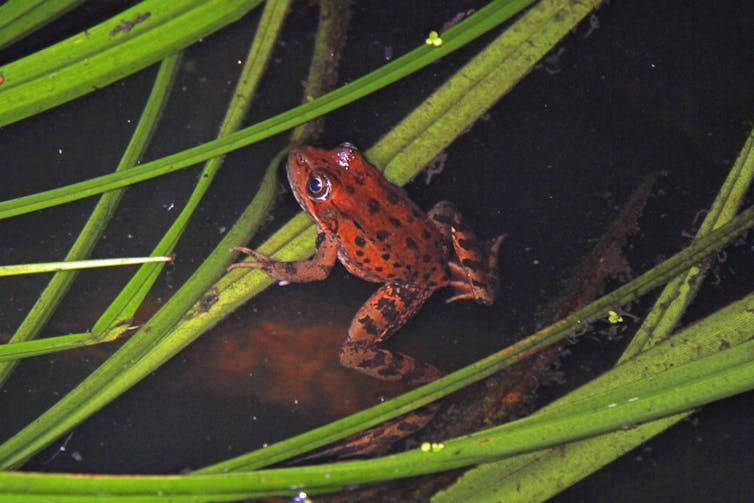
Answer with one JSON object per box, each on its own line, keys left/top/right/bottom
{"left": 0, "top": 0, "right": 85, "bottom": 50}
{"left": 0, "top": 329, "right": 127, "bottom": 362}
{"left": 2, "top": 2, "right": 193, "bottom": 88}
{"left": 0, "top": 0, "right": 262, "bottom": 127}
{"left": 0, "top": 256, "right": 173, "bottom": 276}
{"left": 0, "top": 0, "right": 533, "bottom": 222}
{"left": 624, "top": 127, "right": 754, "bottom": 357}
{"left": 0, "top": 53, "right": 180, "bottom": 387}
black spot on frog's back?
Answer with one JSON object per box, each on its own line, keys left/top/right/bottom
{"left": 376, "top": 230, "right": 391, "bottom": 241}
{"left": 368, "top": 198, "right": 381, "bottom": 214}
{"left": 387, "top": 191, "right": 401, "bottom": 204}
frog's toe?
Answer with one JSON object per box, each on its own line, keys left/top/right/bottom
{"left": 226, "top": 260, "right": 265, "bottom": 271}
{"left": 445, "top": 288, "right": 476, "bottom": 304}
{"left": 227, "top": 248, "right": 278, "bottom": 272}
{"left": 231, "top": 246, "right": 254, "bottom": 255}
{"left": 486, "top": 233, "right": 506, "bottom": 268}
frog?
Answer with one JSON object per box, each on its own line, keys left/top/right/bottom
{"left": 229, "top": 143, "right": 504, "bottom": 453}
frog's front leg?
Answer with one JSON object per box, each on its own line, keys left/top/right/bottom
{"left": 339, "top": 283, "right": 442, "bottom": 385}
{"left": 228, "top": 232, "right": 338, "bottom": 283}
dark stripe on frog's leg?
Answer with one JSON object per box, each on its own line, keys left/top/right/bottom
{"left": 339, "top": 283, "right": 441, "bottom": 385}
{"left": 227, "top": 231, "right": 338, "bottom": 282}
{"left": 427, "top": 200, "right": 505, "bottom": 305}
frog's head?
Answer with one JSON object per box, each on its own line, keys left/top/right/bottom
{"left": 286, "top": 143, "right": 368, "bottom": 232}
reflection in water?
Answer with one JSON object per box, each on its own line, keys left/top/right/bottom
{"left": 177, "top": 319, "right": 409, "bottom": 417}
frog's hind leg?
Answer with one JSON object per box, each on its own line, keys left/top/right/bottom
{"left": 339, "top": 283, "right": 441, "bottom": 385}
{"left": 309, "top": 283, "right": 442, "bottom": 459}
{"left": 428, "top": 201, "right": 505, "bottom": 305}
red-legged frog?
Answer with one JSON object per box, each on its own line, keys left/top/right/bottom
{"left": 230, "top": 143, "right": 504, "bottom": 451}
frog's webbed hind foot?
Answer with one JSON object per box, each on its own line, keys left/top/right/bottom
{"left": 446, "top": 232, "right": 505, "bottom": 304}
{"left": 428, "top": 200, "right": 505, "bottom": 305}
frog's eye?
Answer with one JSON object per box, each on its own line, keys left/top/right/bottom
{"left": 306, "top": 171, "right": 332, "bottom": 200}
{"left": 338, "top": 141, "right": 358, "bottom": 151}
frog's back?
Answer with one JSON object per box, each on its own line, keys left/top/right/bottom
{"left": 286, "top": 144, "right": 449, "bottom": 286}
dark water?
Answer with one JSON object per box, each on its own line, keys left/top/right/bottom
{"left": 0, "top": 1, "right": 752, "bottom": 501}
